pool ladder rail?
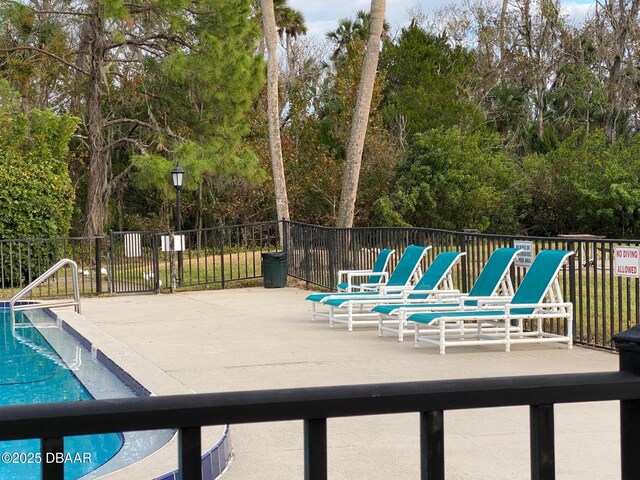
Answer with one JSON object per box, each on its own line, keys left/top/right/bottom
{"left": 9, "top": 258, "right": 81, "bottom": 330}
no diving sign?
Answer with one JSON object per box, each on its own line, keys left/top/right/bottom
{"left": 614, "top": 247, "right": 640, "bottom": 277}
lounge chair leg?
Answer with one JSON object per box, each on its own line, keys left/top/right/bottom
{"left": 347, "top": 303, "right": 353, "bottom": 332}
{"left": 311, "top": 302, "right": 316, "bottom": 321}
{"left": 505, "top": 321, "right": 511, "bottom": 352}
{"left": 567, "top": 305, "right": 573, "bottom": 349}
{"left": 378, "top": 314, "right": 383, "bottom": 337}
{"left": 329, "top": 307, "right": 334, "bottom": 328}
{"left": 439, "top": 322, "right": 446, "bottom": 355}
{"left": 414, "top": 324, "right": 420, "bottom": 349}
{"left": 399, "top": 312, "right": 405, "bottom": 342}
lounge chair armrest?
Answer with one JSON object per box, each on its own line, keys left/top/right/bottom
{"left": 402, "top": 288, "right": 459, "bottom": 301}
{"left": 347, "top": 271, "right": 388, "bottom": 282}
{"left": 375, "top": 284, "right": 412, "bottom": 294}
{"left": 401, "top": 298, "right": 438, "bottom": 303}
{"left": 505, "top": 302, "right": 572, "bottom": 310}
{"left": 460, "top": 295, "right": 513, "bottom": 307}
{"left": 359, "top": 282, "right": 385, "bottom": 291}
{"left": 476, "top": 297, "right": 512, "bottom": 308}
{"left": 395, "top": 305, "right": 443, "bottom": 314}
{"left": 436, "top": 292, "right": 468, "bottom": 301}
{"left": 338, "top": 269, "right": 373, "bottom": 280}
{"left": 377, "top": 285, "right": 410, "bottom": 295}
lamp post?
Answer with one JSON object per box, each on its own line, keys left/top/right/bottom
{"left": 171, "top": 166, "right": 185, "bottom": 285}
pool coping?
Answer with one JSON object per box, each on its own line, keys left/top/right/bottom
{"left": 47, "top": 307, "right": 230, "bottom": 480}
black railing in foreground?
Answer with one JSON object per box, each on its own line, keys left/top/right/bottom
{"left": 4, "top": 337, "right": 640, "bottom": 480}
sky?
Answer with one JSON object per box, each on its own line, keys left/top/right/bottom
{"left": 288, "top": 0, "right": 596, "bottom": 38}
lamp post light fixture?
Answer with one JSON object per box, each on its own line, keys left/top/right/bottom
{"left": 170, "top": 166, "right": 185, "bottom": 285}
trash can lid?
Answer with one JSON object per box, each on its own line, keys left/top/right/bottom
{"left": 261, "top": 252, "right": 287, "bottom": 260}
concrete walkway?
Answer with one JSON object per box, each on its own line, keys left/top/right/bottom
{"left": 75, "top": 287, "right": 621, "bottom": 479}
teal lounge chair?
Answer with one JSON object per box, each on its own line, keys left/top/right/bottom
{"left": 324, "top": 251, "right": 465, "bottom": 331}
{"left": 336, "top": 248, "right": 395, "bottom": 292}
{"left": 408, "top": 249, "right": 574, "bottom": 354}
{"left": 306, "top": 244, "right": 431, "bottom": 322}
{"left": 375, "top": 247, "right": 521, "bottom": 341}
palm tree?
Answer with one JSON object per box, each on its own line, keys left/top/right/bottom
{"left": 260, "top": 0, "right": 290, "bottom": 227}
{"left": 326, "top": 9, "right": 389, "bottom": 62}
{"left": 336, "top": 0, "right": 387, "bottom": 228}
{"left": 275, "top": 5, "right": 307, "bottom": 73}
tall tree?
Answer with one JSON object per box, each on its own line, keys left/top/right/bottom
{"left": 131, "top": 0, "right": 264, "bottom": 231}
{"left": 597, "top": 0, "right": 640, "bottom": 141}
{"left": 336, "top": 0, "right": 386, "bottom": 228}
{"left": 260, "top": 0, "right": 290, "bottom": 224}
{"left": 0, "top": 0, "right": 263, "bottom": 236}
{"left": 274, "top": 4, "right": 307, "bottom": 75}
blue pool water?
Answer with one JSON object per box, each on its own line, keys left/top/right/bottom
{"left": 0, "top": 308, "right": 123, "bottom": 479}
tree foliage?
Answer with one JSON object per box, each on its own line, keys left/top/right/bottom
{"left": 518, "top": 131, "right": 640, "bottom": 237}
{"left": 381, "top": 26, "right": 483, "bottom": 138}
{"left": 0, "top": 80, "right": 77, "bottom": 239}
{"left": 379, "top": 127, "right": 517, "bottom": 232}
{"left": 2, "top": 1, "right": 640, "bottom": 239}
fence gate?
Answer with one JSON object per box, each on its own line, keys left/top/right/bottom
{"left": 108, "top": 231, "right": 160, "bottom": 294}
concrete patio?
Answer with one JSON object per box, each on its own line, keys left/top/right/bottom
{"left": 69, "top": 287, "right": 620, "bottom": 479}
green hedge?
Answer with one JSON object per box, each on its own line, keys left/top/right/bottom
{"left": 0, "top": 81, "right": 78, "bottom": 285}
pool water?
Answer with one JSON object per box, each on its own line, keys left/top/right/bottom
{"left": 0, "top": 309, "right": 123, "bottom": 479}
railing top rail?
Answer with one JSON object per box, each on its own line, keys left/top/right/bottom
{"left": 0, "top": 235, "right": 105, "bottom": 244}
{"left": 284, "top": 221, "right": 640, "bottom": 244}
{"left": 110, "top": 221, "right": 280, "bottom": 237}
{"left": 0, "top": 371, "right": 638, "bottom": 441}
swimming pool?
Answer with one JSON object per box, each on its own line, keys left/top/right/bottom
{"left": 0, "top": 306, "right": 171, "bottom": 479}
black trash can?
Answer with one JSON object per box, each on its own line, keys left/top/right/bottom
{"left": 261, "top": 252, "right": 288, "bottom": 288}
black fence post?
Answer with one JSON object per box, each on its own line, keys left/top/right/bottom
{"left": 282, "top": 221, "right": 289, "bottom": 253}
{"left": 95, "top": 237, "right": 102, "bottom": 294}
{"left": 568, "top": 241, "right": 576, "bottom": 339}
{"left": 152, "top": 232, "right": 160, "bottom": 293}
{"left": 304, "top": 226, "right": 311, "bottom": 289}
{"left": 613, "top": 326, "right": 640, "bottom": 480}
{"left": 107, "top": 231, "right": 114, "bottom": 294}
{"left": 220, "top": 229, "right": 226, "bottom": 290}
{"left": 179, "top": 426, "right": 202, "bottom": 480}
{"left": 530, "top": 404, "right": 555, "bottom": 480}
{"left": 304, "top": 418, "right": 327, "bottom": 480}
{"left": 41, "top": 437, "right": 64, "bottom": 480}
{"left": 328, "top": 229, "right": 336, "bottom": 290}
{"left": 420, "top": 410, "right": 444, "bottom": 480}
{"left": 282, "top": 221, "right": 290, "bottom": 280}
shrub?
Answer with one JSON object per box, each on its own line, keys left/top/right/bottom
{"left": 0, "top": 80, "right": 78, "bottom": 285}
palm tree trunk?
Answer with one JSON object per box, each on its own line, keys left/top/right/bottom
{"left": 499, "top": 0, "right": 508, "bottom": 63}
{"left": 336, "top": 0, "right": 386, "bottom": 228}
{"left": 260, "top": 0, "right": 290, "bottom": 228}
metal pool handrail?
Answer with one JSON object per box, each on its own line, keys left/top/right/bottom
{"left": 9, "top": 258, "right": 81, "bottom": 329}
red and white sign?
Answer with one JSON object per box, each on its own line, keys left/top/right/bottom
{"left": 614, "top": 247, "right": 640, "bottom": 277}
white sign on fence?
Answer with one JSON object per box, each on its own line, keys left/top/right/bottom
{"left": 124, "top": 233, "right": 142, "bottom": 258}
{"left": 161, "top": 234, "right": 185, "bottom": 252}
{"left": 514, "top": 240, "right": 533, "bottom": 268}
{"left": 614, "top": 247, "right": 640, "bottom": 277}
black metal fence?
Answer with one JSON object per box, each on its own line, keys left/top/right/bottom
{"left": 0, "top": 236, "right": 106, "bottom": 298}
{"left": 3, "top": 338, "right": 640, "bottom": 480}
{"left": 156, "top": 222, "right": 280, "bottom": 291}
{"left": 0, "top": 222, "right": 281, "bottom": 298}
{"left": 4, "top": 221, "right": 640, "bottom": 350}
{"left": 283, "top": 221, "right": 640, "bottom": 351}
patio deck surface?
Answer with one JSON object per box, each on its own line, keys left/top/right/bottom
{"left": 72, "top": 287, "right": 620, "bottom": 479}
